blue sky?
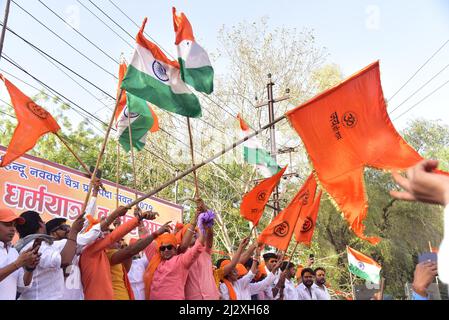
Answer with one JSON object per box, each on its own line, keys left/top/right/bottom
{"left": 1, "top": 0, "right": 448, "bottom": 134}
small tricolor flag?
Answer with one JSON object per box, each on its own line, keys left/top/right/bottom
{"left": 347, "top": 246, "right": 381, "bottom": 284}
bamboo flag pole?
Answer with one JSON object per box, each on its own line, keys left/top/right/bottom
{"left": 125, "top": 115, "right": 286, "bottom": 209}
{"left": 79, "top": 89, "right": 124, "bottom": 217}
{"left": 55, "top": 132, "right": 91, "bottom": 174}
{"left": 55, "top": 132, "right": 106, "bottom": 192}
{"left": 186, "top": 117, "right": 200, "bottom": 199}
{"left": 127, "top": 109, "right": 138, "bottom": 200}
{"left": 116, "top": 140, "right": 120, "bottom": 209}
{"left": 287, "top": 242, "right": 300, "bottom": 264}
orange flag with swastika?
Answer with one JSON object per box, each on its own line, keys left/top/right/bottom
{"left": 294, "top": 190, "right": 322, "bottom": 246}
{"left": 258, "top": 173, "right": 317, "bottom": 251}
{"left": 286, "top": 61, "right": 422, "bottom": 244}
{"left": 0, "top": 75, "right": 60, "bottom": 167}
{"left": 240, "top": 166, "right": 287, "bottom": 226}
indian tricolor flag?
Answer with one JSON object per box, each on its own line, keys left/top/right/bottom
{"left": 115, "top": 62, "right": 159, "bottom": 152}
{"left": 121, "top": 18, "right": 202, "bottom": 118}
{"left": 237, "top": 114, "right": 281, "bottom": 178}
{"left": 173, "top": 7, "right": 214, "bottom": 94}
{"left": 347, "top": 246, "right": 381, "bottom": 284}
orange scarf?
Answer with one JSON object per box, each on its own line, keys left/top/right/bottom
{"left": 143, "top": 233, "right": 177, "bottom": 300}
{"left": 222, "top": 278, "right": 237, "bottom": 300}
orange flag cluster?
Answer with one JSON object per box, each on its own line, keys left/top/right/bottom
{"left": 240, "top": 166, "right": 287, "bottom": 226}
{"left": 258, "top": 173, "right": 320, "bottom": 251}
{"left": 0, "top": 75, "right": 60, "bottom": 167}
{"left": 286, "top": 61, "right": 423, "bottom": 244}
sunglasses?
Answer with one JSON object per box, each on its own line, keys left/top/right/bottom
{"left": 159, "top": 245, "right": 175, "bottom": 252}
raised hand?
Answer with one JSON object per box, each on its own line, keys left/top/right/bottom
{"left": 140, "top": 211, "right": 159, "bottom": 221}
{"left": 71, "top": 215, "right": 86, "bottom": 234}
{"left": 154, "top": 221, "right": 173, "bottom": 237}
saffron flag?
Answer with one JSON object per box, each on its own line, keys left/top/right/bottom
{"left": 121, "top": 18, "right": 202, "bottom": 118}
{"left": 258, "top": 173, "right": 317, "bottom": 251}
{"left": 173, "top": 7, "right": 214, "bottom": 94}
{"left": 237, "top": 113, "right": 281, "bottom": 178}
{"left": 240, "top": 166, "right": 287, "bottom": 226}
{"left": 0, "top": 75, "right": 60, "bottom": 167}
{"left": 294, "top": 190, "right": 322, "bottom": 246}
{"left": 115, "top": 63, "right": 159, "bottom": 152}
{"left": 347, "top": 246, "right": 381, "bottom": 284}
{"left": 286, "top": 61, "right": 422, "bottom": 244}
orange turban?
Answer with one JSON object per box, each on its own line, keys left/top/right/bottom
{"left": 143, "top": 233, "right": 178, "bottom": 299}
{"left": 236, "top": 263, "right": 248, "bottom": 277}
{"left": 254, "top": 262, "right": 267, "bottom": 281}
{"left": 175, "top": 223, "right": 199, "bottom": 245}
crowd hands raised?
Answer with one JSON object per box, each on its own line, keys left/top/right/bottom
{"left": 1, "top": 158, "right": 448, "bottom": 300}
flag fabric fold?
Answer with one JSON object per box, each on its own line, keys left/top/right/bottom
{"left": 240, "top": 166, "right": 287, "bottom": 226}
{"left": 347, "top": 246, "right": 381, "bottom": 284}
{"left": 258, "top": 173, "right": 317, "bottom": 251}
{"left": 115, "top": 63, "right": 159, "bottom": 152}
{"left": 286, "top": 61, "right": 422, "bottom": 244}
{"left": 294, "top": 190, "right": 322, "bottom": 245}
{"left": 121, "top": 18, "right": 202, "bottom": 118}
{"left": 237, "top": 113, "right": 281, "bottom": 178}
{"left": 173, "top": 7, "right": 214, "bottom": 94}
{"left": 0, "top": 75, "right": 60, "bottom": 167}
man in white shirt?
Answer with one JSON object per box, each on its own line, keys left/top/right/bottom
{"left": 313, "top": 267, "right": 331, "bottom": 300}
{"left": 273, "top": 261, "right": 299, "bottom": 300}
{"left": 296, "top": 268, "right": 318, "bottom": 300}
{"left": 0, "top": 209, "right": 40, "bottom": 300}
{"left": 220, "top": 251, "right": 281, "bottom": 300}
{"left": 261, "top": 252, "right": 281, "bottom": 300}
{"left": 15, "top": 210, "right": 84, "bottom": 300}
{"left": 391, "top": 159, "right": 449, "bottom": 284}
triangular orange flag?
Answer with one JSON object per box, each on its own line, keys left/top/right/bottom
{"left": 258, "top": 173, "right": 317, "bottom": 251}
{"left": 240, "top": 166, "right": 287, "bottom": 226}
{"left": 286, "top": 61, "right": 422, "bottom": 244}
{"left": 294, "top": 190, "right": 322, "bottom": 246}
{"left": 0, "top": 75, "right": 60, "bottom": 167}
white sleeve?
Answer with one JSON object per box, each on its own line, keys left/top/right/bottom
{"left": 76, "top": 222, "right": 102, "bottom": 248}
{"left": 219, "top": 283, "right": 230, "bottom": 300}
{"left": 38, "top": 240, "right": 66, "bottom": 269}
{"left": 438, "top": 205, "right": 449, "bottom": 284}
{"left": 249, "top": 272, "right": 276, "bottom": 295}
{"left": 85, "top": 196, "right": 97, "bottom": 217}
{"left": 239, "top": 270, "right": 256, "bottom": 288}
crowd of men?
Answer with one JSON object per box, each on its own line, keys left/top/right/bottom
{"left": 0, "top": 178, "right": 334, "bottom": 300}
{"left": 1, "top": 159, "right": 448, "bottom": 300}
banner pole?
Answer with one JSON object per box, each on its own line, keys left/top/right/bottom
{"left": 126, "top": 115, "right": 286, "bottom": 209}
{"left": 78, "top": 89, "right": 124, "bottom": 217}
{"left": 127, "top": 108, "right": 138, "bottom": 200}
{"left": 116, "top": 140, "right": 120, "bottom": 209}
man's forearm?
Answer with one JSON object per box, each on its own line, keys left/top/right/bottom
{"left": 101, "top": 211, "right": 121, "bottom": 231}
{"left": 60, "top": 231, "right": 79, "bottom": 267}
{"left": 0, "top": 263, "right": 20, "bottom": 282}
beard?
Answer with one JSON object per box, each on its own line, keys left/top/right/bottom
{"left": 304, "top": 280, "right": 314, "bottom": 287}
{"left": 317, "top": 278, "right": 326, "bottom": 286}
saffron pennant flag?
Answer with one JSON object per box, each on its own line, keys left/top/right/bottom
{"left": 258, "top": 173, "right": 317, "bottom": 251}
{"left": 294, "top": 190, "right": 322, "bottom": 246}
{"left": 240, "top": 166, "right": 287, "bottom": 226}
{"left": 173, "top": 7, "right": 214, "bottom": 94}
{"left": 0, "top": 74, "right": 60, "bottom": 167}
{"left": 115, "top": 63, "right": 159, "bottom": 152}
{"left": 347, "top": 246, "right": 381, "bottom": 284}
{"left": 286, "top": 61, "right": 422, "bottom": 244}
{"left": 237, "top": 113, "right": 281, "bottom": 178}
{"left": 121, "top": 18, "right": 202, "bottom": 118}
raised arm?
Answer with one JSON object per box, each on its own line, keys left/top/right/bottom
{"left": 60, "top": 215, "right": 85, "bottom": 268}
{"left": 239, "top": 242, "right": 258, "bottom": 265}
{"left": 178, "top": 199, "right": 205, "bottom": 254}
{"left": 223, "top": 237, "right": 250, "bottom": 277}
{"left": 110, "top": 219, "right": 171, "bottom": 266}
{"left": 100, "top": 206, "right": 129, "bottom": 232}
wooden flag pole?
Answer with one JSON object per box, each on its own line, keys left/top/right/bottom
{"left": 127, "top": 109, "right": 138, "bottom": 200}
{"left": 55, "top": 132, "right": 106, "bottom": 192}
{"left": 116, "top": 140, "right": 120, "bottom": 209}
{"left": 187, "top": 117, "right": 200, "bottom": 200}
{"left": 125, "top": 114, "right": 286, "bottom": 209}
{"left": 79, "top": 89, "right": 124, "bottom": 217}
{"left": 287, "top": 242, "right": 300, "bottom": 264}
{"left": 379, "top": 277, "right": 385, "bottom": 300}
{"left": 55, "top": 132, "right": 90, "bottom": 174}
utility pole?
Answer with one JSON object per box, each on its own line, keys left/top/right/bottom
{"left": 254, "top": 73, "right": 292, "bottom": 214}
{"left": 0, "top": 0, "right": 12, "bottom": 61}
